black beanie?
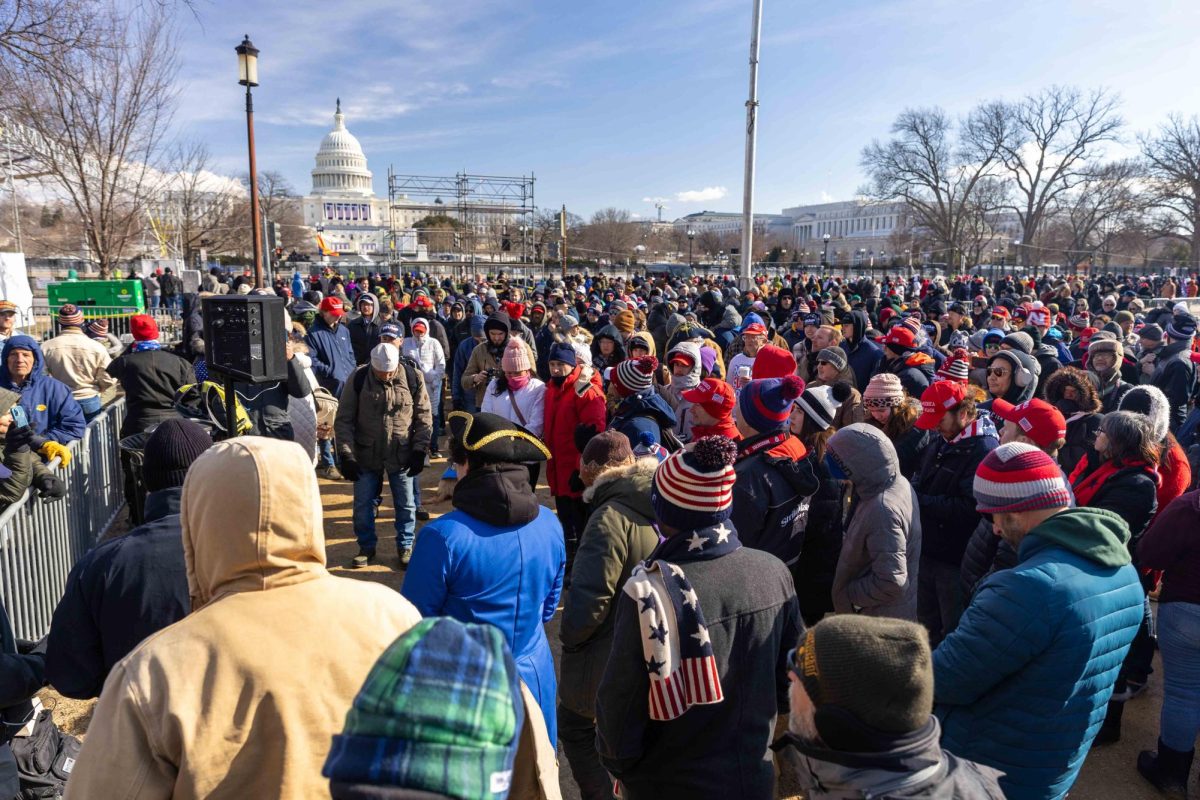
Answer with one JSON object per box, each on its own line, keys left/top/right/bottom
{"left": 142, "top": 418, "right": 214, "bottom": 492}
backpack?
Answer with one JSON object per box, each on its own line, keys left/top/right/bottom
{"left": 173, "top": 381, "right": 253, "bottom": 436}
{"left": 9, "top": 710, "right": 81, "bottom": 799}
{"left": 352, "top": 356, "right": 423, "bottom": 408}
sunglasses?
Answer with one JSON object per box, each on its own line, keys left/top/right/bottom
{"left": 987, "top": 367, "right": 1011, "bottom": 377}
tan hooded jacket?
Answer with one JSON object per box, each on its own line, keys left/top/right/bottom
{"left": 65, "top": 437, "right": 422, "bottom": 800}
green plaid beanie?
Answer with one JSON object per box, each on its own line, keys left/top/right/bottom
{"left": 323, "top": 617, "right": 524, "bottom": 799}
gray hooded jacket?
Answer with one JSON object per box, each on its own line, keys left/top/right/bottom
{"left": 827, "top": 424, "right": 921, "bottom": 620}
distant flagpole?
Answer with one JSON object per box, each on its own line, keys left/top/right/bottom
{"left": 739, "top": 0, "right": 763, "bottom": 291}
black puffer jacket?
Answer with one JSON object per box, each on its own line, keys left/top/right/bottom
{"left": 1071, "top": 458, "right": 1159, "bottom": 551}
{"left": 912, "top": 420, "right": 1000, "bottom": 567}
{"left": 790, "top": 452, "right": 844, "bottom": 625}
{"left": 731, "top": 433, "right": 819, "bottom": 568}
{"left": 959, "top": 517, "right": 1019, "bottom": 599}
{"left": 1151, "top": 339, "right": 1197, "bottom": 433}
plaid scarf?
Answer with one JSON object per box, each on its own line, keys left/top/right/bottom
{"left": 623, "top": 521, "right": 740, "bottom": 721}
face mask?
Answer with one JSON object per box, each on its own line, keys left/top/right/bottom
{"left": 550, "top": 375, "right": 567, "bottom": 387}
{"left": 1055, "top": 398, "right": 1081, "bottom": 415}
{"left": 672, "top": 373, "right": 700, "bottom": 391}
{"left": 507, "top": 373, "right": 530, "bottom": 391}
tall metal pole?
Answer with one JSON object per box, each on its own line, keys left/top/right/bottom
{"left": 245, "top": 84, "right": 264, "bottom": 289}
{"left": 560, "top": 204, "right": 568, "bottom": 279}
{"left": 738, "top": 0, "right": 763, "bottom": 292}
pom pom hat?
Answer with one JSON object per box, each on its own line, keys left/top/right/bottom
{"left": 737, "top": 375, "right": 804, "bottom": 433}
{"left": 651, "top": 436, "right": 738, "bottom": 530}
{"left": 612, "top": 356, "right": 657, "bottom": 397}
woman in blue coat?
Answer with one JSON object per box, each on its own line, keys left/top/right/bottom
{"left": 401, "top": 411, "right": 566, "bottom": 743}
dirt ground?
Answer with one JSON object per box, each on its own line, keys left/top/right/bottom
{"left": 42, "top": 455, "right": 1187, "bottom": 799}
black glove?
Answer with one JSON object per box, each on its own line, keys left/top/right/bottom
{"left": 340, "top": 459, "right": 361, "bottom": 482}
{"left": 33, "top": 473, "right": 65, "bottom": 502}
{"left": 4, "top": 425, "right": 34, "bottom": 454}
{"left": 568, "top": 470, "right": 585, "bottom": 494}
{"left": 574, "top": 423, "right": 599, "bottom": 453}
{"left": 407, "top": 449, "right": 427, "bottom": 478}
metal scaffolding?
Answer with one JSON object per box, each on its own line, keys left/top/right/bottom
{"left": 387, "top": 169, "right": 535, "bottom": 264}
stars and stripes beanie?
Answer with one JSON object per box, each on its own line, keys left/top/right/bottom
{"left": 737, "top": 374, "right": 804, "bottom": 433}
{"left": 973, "top": 442, "right": 1072, "bottom": 514}
{"left": 651, "top": 435, "right": 738, "bottom": 530}
{"left": 935, "top": 348, "right": 970, "bottom": 384}
{"left": 612, "top": 356, "right": 657, "bottom": 397}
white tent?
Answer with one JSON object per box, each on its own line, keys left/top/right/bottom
{"left": 0, "top": 252, "right": 34, "bottom": 329}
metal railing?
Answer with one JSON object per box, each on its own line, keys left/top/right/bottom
{"left": 0, "top": 400, "right": 127, "bottom": 640}
{"left": 25, "top": 304, "right": 182, "bottom": 345}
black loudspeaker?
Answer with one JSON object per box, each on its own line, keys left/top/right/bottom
{"left": 201, "top": 295, "right": 288, "bottom": 383}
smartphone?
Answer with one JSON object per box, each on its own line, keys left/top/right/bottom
{"left": 9, "top": 405, "right": 29, "bottom": 429}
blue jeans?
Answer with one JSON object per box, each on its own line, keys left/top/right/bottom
{"left": 318, "top": 439, "right": 335, "bottom": 467}
{"left": 77, "top": 395, "right": 102, "bottom": 421}
{"left": 1158, "top": 601, "right": 1200, "bottom": 752}
{"left": 353, "top": 468, "right": 416, "bottom": 551}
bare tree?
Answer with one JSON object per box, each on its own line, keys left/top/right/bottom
{"left": 1140, "top": 114, "right": 1200, "bottom": 269}
{"left": 974, "top": 86, "right": 1123, "bottom": 266}
{"left": 696, "top": 229, "right": 723, "bottom": 260}
{"left": 581, "top": 207, "right": 637, "bottom": 264}
{"left": 1042, "top": 160, "right": 1141, "bottom": 268}
{"left": 861, "top": 106, "right": 1005, "bottom": 268}
{"left": 0, "top": 0, "right": 95, "bottom": 80}
{"left": 161, "top": 141, "right": 244, "bottom": 264}
{"left": 2, "top": 7, "right": 177, "bottom": 276}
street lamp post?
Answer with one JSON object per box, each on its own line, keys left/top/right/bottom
{"left": 236, "top": 35, "right": 264, "bottom": 289}
{"left": 821, "top": 233, "right": 830, "bottom": 269}
{"left": 687, "top": 228, "right": 695, "bottom": 267}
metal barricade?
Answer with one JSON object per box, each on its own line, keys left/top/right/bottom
{"left": 0, "top": 400, "right": 127, "bottom": 640}
{"left": 26, "top": 303, "right": 181, "bottom": 345}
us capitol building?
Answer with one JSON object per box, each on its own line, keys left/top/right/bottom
{"left": 300, "top": 100, "right": 431, "bottom": 259}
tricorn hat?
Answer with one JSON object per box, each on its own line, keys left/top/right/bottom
{"left": 447, "top": 411, "right": 551, "bottom": 463}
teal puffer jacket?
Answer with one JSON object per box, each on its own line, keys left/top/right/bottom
{"left": 932, "top": 507, "right": 1143, "bottom": 800}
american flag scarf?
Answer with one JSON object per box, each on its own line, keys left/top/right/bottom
{"left": 623, "top": 520, "right": 741, "bottom": 721}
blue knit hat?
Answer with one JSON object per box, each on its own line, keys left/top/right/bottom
{"left": 324, "top": 617, "right": 523, "bottom": 800}
{"left": 736, "top": 375, "right": 804, "bottom": 433}
{"left": 548, "top": 341, "right": 577, "bottom": 366}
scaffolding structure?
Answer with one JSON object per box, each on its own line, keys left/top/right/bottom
{"left": 387, "top": 169, "right": 535, "bottom": 264}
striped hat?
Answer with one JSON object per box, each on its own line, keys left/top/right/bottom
{"left": 737, "top": 374, "right": 805, "bottom": 433}
{"left": 85, "top": 318, "right": 108, "bottom": 338}
{"left": 973, "top": 442, "right": 1072, "bottom": 514}
{"left": 612, "top": 356, "right": 657, "bottom": 397}
{"left": 936, "top": 348, "right": 970, "bottom": 384}
{"left": 58, "top": 303, "right": 84, "bottom": 328}
{"left": 651, "top": 436, "right": 738, "bottom": 530}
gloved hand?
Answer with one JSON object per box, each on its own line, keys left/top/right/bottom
{"left": 4, "top": 425, "right": 34, "bottom": 454}
{"left": 38, "top": 440, "right": 72, "bottom": 467}
{"left": 340, "top": 459, "right": 361, "bottom": 482}
{"left": 407, "top": 449, "right": 427, "bottom": 478}
{"left": 33, "top": 473, "right": 65, "bottom": 502}
{"left": 574, "top": 423, "right": 599, "bottom": 453}
{"left": 568, "top": 470, "right": 585, "bottom": 494}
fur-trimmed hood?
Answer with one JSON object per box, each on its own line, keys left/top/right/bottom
{"left": 582, "top": 456, "right": 658, "bottom": 504}
{"left": 1118, "top": 384, "right": 1170, "bottom": 442}
{"left": 1043, "top": 367, "right": 1101, "bottom": 414}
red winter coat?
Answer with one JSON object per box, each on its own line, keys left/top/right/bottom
{"left": 544, "top": 362, "right": 606, "bottom": 498}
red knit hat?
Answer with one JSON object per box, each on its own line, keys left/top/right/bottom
{"left": 612, "top": 356, "right": 657, "bottom": 397}
{"left": 973, "top": 442, "right": 1072, "bottom": 514}
{"left": 751, "top": 344, "right": 797, "bottom": 380}
{"left": 915, "top": 380, "right": 967, "bottom": 430}
{"left": 936, "top": 348, "right": 971, "bottom": 384}
{"left": 990, "top": 398, "right": 1067, "bottom": 448}
{"left": 129, "top": 314, "right": 159, "bottom": 342}
{"left": 682, "top": 379, "right": 736, "bottom": 421}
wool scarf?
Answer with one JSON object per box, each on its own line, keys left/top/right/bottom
{"left": 622, "top": 521, "right": 740, "bottom": 721}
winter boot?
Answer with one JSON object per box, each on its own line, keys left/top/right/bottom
{"left": 1138, "top": 738, "right": 1194, "bottom": 799}
{"left": 1094, "top": 699, "right": 1124, "bottom": 745}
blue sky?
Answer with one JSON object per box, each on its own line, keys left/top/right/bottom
{"left": 174, "top": 0, "right": 1200, "bottom": 220}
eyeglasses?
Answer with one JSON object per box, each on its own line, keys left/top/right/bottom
{"left": 987, "top": 367, "right": 1011, "bottom": 377}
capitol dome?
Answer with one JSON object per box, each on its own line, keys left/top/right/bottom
{"left": 311, "top": 99, "right": 373, "bottom": 197}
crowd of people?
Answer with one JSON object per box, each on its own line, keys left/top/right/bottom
{"left": 0, "top": 264, "right": 1199, "bottom": 799}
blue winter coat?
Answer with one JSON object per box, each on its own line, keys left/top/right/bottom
{"left": 609, "top": 391, "right": 678, "bottom": 448}
{"left": 0, "top": 336, "right": 85, "bottom": 444}
{"left": 303, "top": 317, "right": 354, "bottom": 396}
{"left": 401, "top": 465, "right": 566, "bottom": 743}
{"left": 933, "top": 507, "right": 1143, "bottom": 800}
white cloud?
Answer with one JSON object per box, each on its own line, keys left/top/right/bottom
{"left": 675, "top": 186, "right": 727, "bottom": 203}
{"left": 820, "top": 191, "right": 834, "bottom": 202}
{"left": 642, "top": 196, "right": 670, "bottom": 204}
